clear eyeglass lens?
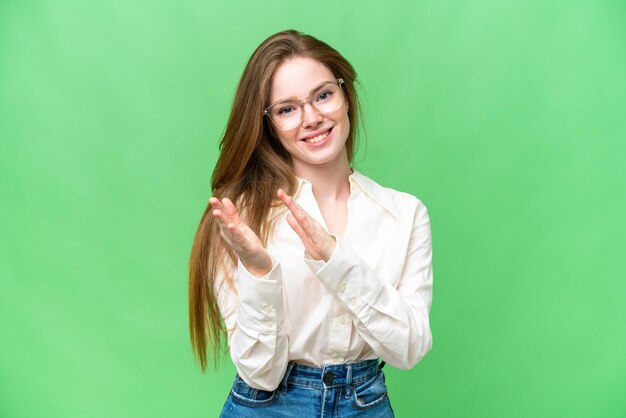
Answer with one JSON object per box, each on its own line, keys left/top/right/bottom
{"left": 269, "top": 82, "right": 343, "bottom": 130}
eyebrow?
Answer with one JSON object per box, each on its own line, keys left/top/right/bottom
{"left": 270, "top": 80, "right": 334, "bottom": 105}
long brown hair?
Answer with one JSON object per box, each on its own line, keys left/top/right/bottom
{"left": 189, "top": 29, "right": 361, "bottom": 370}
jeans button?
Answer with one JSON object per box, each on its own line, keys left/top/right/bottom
{"left": 323, "top": 371, "right": 334, "bottom": 385}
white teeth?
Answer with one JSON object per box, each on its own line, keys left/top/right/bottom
{"left": 303, "top": 130, "right": 329, "bottom": 143}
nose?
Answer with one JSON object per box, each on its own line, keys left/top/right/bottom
{"left": 301, "top": 102, "right": 323, "bottom": 128}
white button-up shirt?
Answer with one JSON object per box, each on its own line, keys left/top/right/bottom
{"left": 215, "top": 170, "right": 433, "bottom": 390}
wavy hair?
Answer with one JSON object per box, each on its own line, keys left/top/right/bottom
{"left": 189, "top": 29, "right": 361, "bottom": 370}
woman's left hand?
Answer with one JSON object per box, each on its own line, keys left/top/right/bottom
{"left": 277, "top": 188, "right": 336, "bottom": 262}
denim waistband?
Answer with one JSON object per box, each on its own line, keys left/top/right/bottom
{"left": 280, "top": 359, "right": 382, "bottom": 391}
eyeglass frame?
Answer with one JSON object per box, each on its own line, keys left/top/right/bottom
{"left": 263, "top": 78, "right": 345, "bottom": 130}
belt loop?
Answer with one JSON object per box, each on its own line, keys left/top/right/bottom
{"left": 378, "top": 360, "right": 386, "bottom": 370}
{"left": 280, "top": 362, "right": 295, "bottom": 394}
{"left": 344, "top": 363, "right": 353, "bottom": 399}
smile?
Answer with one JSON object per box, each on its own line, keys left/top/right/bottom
{"left": 302, "top": 128, "right": 332, "bottom": 144}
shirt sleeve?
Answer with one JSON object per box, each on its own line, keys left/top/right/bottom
{"left": 214, "top": 257, "right": 289, "bottom": 391}
{"left": 304, "top": 201, "right": 433, "bottom": 369}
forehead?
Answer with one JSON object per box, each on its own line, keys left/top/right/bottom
{"left": 270, "top": 57, "right": 335, "bottom": 103}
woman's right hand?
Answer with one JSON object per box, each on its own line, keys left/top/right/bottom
{"left": 209, "top": 196, "right": 273, "bottom": 278}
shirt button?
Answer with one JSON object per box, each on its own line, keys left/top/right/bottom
{"left": 349, "top": 297, "right": 357, "bottom": 308}
{"left": 338, "top": 282, "right": 347, "bottom": 294}
{"left": 262, "top": 305, "right": 272, "bottom": 314}
{"left": 262, "top": 320, "right": 273, "bottom": 328}
{"left": 341, "top": 315, "right": 349, "bottom": 325}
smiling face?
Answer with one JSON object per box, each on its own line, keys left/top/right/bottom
{"left": 268, "top": 56, "right": 351, "bottom": 177}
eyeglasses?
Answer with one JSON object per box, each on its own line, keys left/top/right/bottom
{"left": 263, "top": 78, "right": 345, "bottom": 130}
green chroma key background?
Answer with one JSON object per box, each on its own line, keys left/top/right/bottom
{"left": 1, "top": 1, "right": 624, "bottom": 417}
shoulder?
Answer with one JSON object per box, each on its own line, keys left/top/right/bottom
{"left": 350, "top": 170, "right": 426, "bottom": 220}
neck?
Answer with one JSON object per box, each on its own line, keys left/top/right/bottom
{"left": 293, "top": 154, "right": 352, "bottom": 202}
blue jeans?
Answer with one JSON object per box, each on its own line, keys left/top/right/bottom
{"left": 219, "top": 359, "right": 394, "bottom": 417}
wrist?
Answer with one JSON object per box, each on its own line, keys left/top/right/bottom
{"left": 323, "top": 235, "right": 337, "bottom": 262}
{"left": 241, "top": 250, "right": 273, "bottom": 278}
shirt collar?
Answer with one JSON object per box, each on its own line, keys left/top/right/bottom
{"left": 294, "top": 169, "right": 399, "bottom": 219}
{"left": 348, "top": 170, "right": 399, "bottom": 219}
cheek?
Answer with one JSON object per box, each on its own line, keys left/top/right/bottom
{"left": 337, "top": 111, "right": 350, "bottom": 136}
{"left": 276, "top": 132, "right": 296, "bottom": 148}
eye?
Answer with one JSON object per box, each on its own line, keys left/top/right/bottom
{"left": 316, "top": 90, "right": 333, "bottom": 102}
{"left": 277, "top": 106, "right": 297, "bottom": 116}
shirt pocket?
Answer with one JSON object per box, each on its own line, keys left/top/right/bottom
{"left": 229, "top": 374, "right": 279, "bottom": 408}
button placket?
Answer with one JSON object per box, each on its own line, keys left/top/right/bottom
{"left": 327, "top": 303, "right": 350, "bottom": 363}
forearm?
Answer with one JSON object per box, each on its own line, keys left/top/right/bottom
{"left": 305, "top": 235, "right": 433, "bottom": 368}
{"left": 227, "top": 258, "right": 289, "bottom": 391}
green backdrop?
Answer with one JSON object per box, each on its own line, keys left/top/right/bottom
{"left": 1, "top": 1, "right": 625, "bottom": 417}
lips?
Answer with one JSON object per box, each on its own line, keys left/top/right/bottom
{"left": 301, "top": 127, "right": 332, "bottom": 144}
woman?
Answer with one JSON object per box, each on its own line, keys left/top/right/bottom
{"left": 189, "top": 29, "right": 433, "bottom": 417}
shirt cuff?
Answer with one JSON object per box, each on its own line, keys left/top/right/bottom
{"left": 304, "top": 238, "right": 383, "bottom": 314}
{"left": 236, "top": 257, "right": 283, "bottom": 335}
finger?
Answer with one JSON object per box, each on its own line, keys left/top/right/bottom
{"left": 211, "top": 208, "right": 224, "bottom": 222}
{"left": 211, "top": 196, "right": 231, "bottom": 222}
{"left": 209, "top": 197, "right": 223, "bottom": 210}
{"left": 212, "top": 209, "right": 232, "bottom": 231}
{"left": 277, "top": 188, "right": 288, "bottom": 203}
{"left": 214, "top": 214, "right": 246, "bottom": 248}
{"left": 226, "top": 222, "right": 247, "bottom": 245}
{"left": 278, "top": 190, "right": 310, "bottom": 229}
{"left": 277, "top": 189, "right": 299, "bottom": 215}
{"left": 286, "top": 213, "right": 310, "bottom": 245}
{"left": 289, "top": 201, "right": 322, "bottom": 240}
{"left": 277, "top": 190, "right": 325, "bottom": 244}
{"left": 213, "top": 209, "right": 240, "bottom": 239}
{"left": 296, "top": 207, "right": 318, "bottom": 237}
{"left": 221, "top": 197, "right": 242, "bottom": 224}
{"left": 210, "top": 198, "right": 228, "bottom": 223}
